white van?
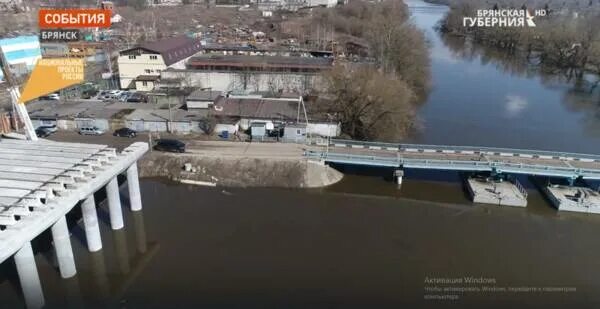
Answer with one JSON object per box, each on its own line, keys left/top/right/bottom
{"left": 78, "top": 126, "right": 105, "bottom": 136}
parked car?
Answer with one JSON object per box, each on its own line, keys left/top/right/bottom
{"left": 37, "top": 124, "right": 57, "bottom": 133}
{"left": 154, "top": 139, "right": 186, "bottom": 153}
{"left": 127, "top": 93, "right": 147, "bottom": 103}
{"left": 118, "top": 91, "right": 131, "bottom": 102}
{"left": 100, "top": 93, "right": 119, "bottom": 101}
{"left": 81, "top": 89, "right": 98, "bottom": 99}
{"left": 113, "top": 127, "right": 137, "bottom": 138}
{"left": 79, "top": 126, "right": 105, "bottom": 135}
{"left": 35, "top": 127, "right": 52, "bottom": 138}
{"left": 40, "top": 93, "right": 60, "bottom": 100}
{"left": 109, "top": 90, "right": 123, "bottom": 96}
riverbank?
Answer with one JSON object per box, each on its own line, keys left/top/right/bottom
{"left": 437, "top": 1, "right": 600, "bottom": 80}
{"left": 45, "top": 132, "right": 343, "bottom": 188}
{"left": 138, "top": 152, "right": 343, "bottom": 188}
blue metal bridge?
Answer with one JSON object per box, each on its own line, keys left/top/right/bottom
{"left": 305, "top": 139, "right": 600, "bottom": 180}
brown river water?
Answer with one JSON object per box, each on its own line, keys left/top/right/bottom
{"left": 2, "top": 177, "right": 600, "bottom": 308}
{"left": 2, "top": 0, "right": 600, "bottom": 307}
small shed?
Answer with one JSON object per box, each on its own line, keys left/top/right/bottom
{"left": 186, "top": 90, "right": 222, "bottom": 109}
{"left": 283, "top": 123, "right": 307, "bottom": 143}
{"left": 214, "top": 117, "right": 239, "bottom": 135}
{"left": 250, "top": 122, "right": 267, "bottom": 141}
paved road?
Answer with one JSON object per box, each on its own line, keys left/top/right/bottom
{"left": 46, "top": 132, "right": 600, "bottom": 172}
{"left": 46, "top": 131, "right": 310, "bottom": 158}
{"left": 183, "top": 140, "right": 308, "bottom": 158}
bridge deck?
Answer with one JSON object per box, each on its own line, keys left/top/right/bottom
{"left": 308, "top": 140, "right": 600, "bottom": 180}
{"left": 0, "top": 138, "right": 148, "bottom": 263}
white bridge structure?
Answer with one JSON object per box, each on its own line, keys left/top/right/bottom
{"left": 0, "top": 138, "right": 148, "bottom": 308}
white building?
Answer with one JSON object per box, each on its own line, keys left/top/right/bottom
{"left": 0, "top": 35, "right": 41, "bottom": 80}
{"left": 117, "top": 36, "right": 202, "bottom": 89}
{"left": 306, "top": 0, "right": 337, "bottom": 7}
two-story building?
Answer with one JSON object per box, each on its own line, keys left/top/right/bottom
{"left": 117, "top": 36, "right": 202, "bottom": 89}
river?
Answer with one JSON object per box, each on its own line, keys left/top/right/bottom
{"left": 2, "top": 1, "right": 600, "bottom": 308}
{"left": 3, "top": 179, "right": 600, "bottom": 308}
{"left": 406, "top": 0, "right": 600, "bottom": 154}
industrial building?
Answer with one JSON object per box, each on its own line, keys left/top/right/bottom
{"left": 160, "top": 54, "right": 332, "bottom": 93}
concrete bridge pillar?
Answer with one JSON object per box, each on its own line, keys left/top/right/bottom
{"left": 89, "top": 250, "right": 110, "bottom": 300}
{"left": 133, "top": 210, "right": 147, "bottom": 254}
{"left": 106, "top": 177, "right": 124, "bottom": 230}
{"left": 14, "top": 242, "right": 44, "bottom": 309}
{"left": 81, "top": 195, "right": 102, "bottom": 252}
{"left": 394, "top": 169, "right": 404, "bottom": 186}
{"left": 113, "top": 229, "right": 131, "bottom": 275}
{"left": 51, "top": 216, "right": 77, "bottom": 278}
{"left": 127, "top": 163, "right": 143, "bottom": 211}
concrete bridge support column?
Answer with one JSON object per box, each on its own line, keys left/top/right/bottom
{"left": 106, "top": 177, "right": 124, "bottom": 230}
{"left": 394, "top": 170, "right": 404, "bottom": 187}
{"left": 127, "top": 163, "right": 143, "bottom": 211}
{"left": 14, "top": 242, "right": 44, "bottom": 309}
{"left": 133, "top": 210, "right": 147, "bottom": 254}
{"left": 113, "top": 229, "right": 131, "bottom": 275}
{"left": 81, "top": 195, "right": 102, "bottom": 252}
{"left": 51, "top": 216, "right": 77, "bottom": 278}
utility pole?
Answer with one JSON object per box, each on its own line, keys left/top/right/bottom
{"left": 0, "top": 46, "right": 37, "bottom": 141}
{"left": 167, "top": 88, "right": 173, "bottom": 133}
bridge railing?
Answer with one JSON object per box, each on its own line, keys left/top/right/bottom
{"left": 328, "top": 139, "right": 600, "bottom": 162}
{"left": 305, "top": 151, "right": 600, "bottom": 179}
{"left": 513, "top": 178, "right": 528, "bottom": 198}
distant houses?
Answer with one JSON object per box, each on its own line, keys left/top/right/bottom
{"left": 26, "top": 92, "right": 340, "bottom": 140}
{"left": 7, "top": 29, "right": 341, "bottom": 141}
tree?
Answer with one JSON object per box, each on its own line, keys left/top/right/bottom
{"left": 199, "top": 116, "right": 217, "bottom": 134}
{"left": 319, "top": 65, "right": 416, "bottom": 141}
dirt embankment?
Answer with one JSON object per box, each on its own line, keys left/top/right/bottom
{"left": 138, "top": 152, "right": 343, "bottom": 188}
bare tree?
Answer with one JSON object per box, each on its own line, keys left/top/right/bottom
{"left": 319, "top": 65, "right": 416, "bottom": 141}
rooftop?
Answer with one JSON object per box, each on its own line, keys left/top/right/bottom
{"left": 120, "top": 36, "right": 203, "bottom": 66}
{"left": 212, "top": 97, "right": 300, "bottom": 121}
{"left": 136, "top": 75, "right": 160, "bottom": 82}
{"left": 124, "top": 108, "right": 208, "bottom": 122}
{"left": 187, "top": 90, "right": 222, "bottom": 101}
{"left": 187, "top": 54, "right": 333, "bottom": 71}
{"left": 27, "top": 100, "right": 139, "bottom": 120}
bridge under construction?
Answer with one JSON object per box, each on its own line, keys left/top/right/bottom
{"left": 0, "top": 138, "right": 148, "bottom": 308}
